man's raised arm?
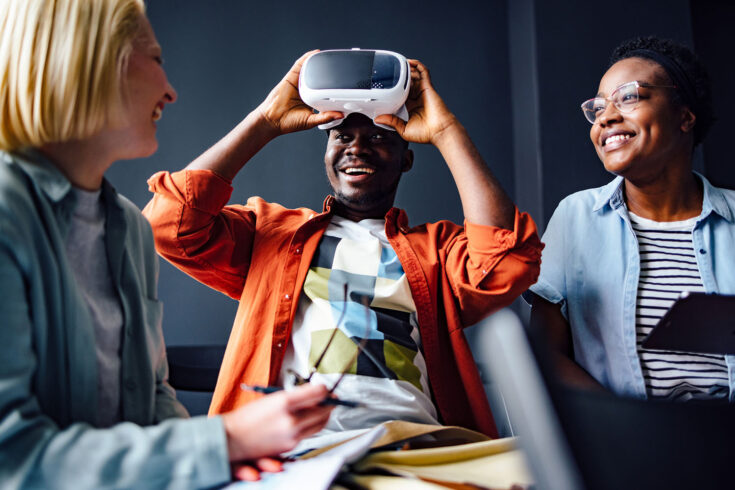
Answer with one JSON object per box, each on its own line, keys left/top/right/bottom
{"left": 186, "top": 51, "right": 342, "bottom": 181}
{"left": 375, "top": 60, "right": 515, "bottom": 230}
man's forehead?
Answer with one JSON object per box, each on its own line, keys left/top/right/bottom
{"left": 328, "top": 114, "right": 406, "bottom": 142}
{"left": 335, "top": 113, "right": 379, "bottom": 129}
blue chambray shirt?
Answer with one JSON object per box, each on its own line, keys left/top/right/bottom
{"left": 529, "top": 173, "right": 735, "bottom": 400}
{"left": 0, "top": 150, "right": 229, "bottom": 489}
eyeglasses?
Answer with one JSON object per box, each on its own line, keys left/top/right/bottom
{"left": 580, "top": 80, "right": 677, "bottom": 124}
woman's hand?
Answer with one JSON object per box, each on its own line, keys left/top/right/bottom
{"left": 374, "top": 59, "right": 460, "bottom": 147}
{"left": 255, "top": 50, "right": 343, "bottom": 137}
{"left": 221, "top": 382, "right": 333, "bottom": 463}
{"left": 231, "top": 457, "right": 285, "bottom": 482}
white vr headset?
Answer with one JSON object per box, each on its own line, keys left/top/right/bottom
{"left": 298, "top": 48, "right": 410, "bottom": 131}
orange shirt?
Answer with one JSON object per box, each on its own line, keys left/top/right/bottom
{"left": 144, "top": 169, "right": 543, "bottom": 437}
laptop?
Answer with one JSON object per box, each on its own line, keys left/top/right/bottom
{"left": 478, "top": 308, "right": 735, "bottom": 490}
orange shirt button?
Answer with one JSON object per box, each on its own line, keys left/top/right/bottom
{"left": 284, "top": 294, "right": 291, "bottom": 300}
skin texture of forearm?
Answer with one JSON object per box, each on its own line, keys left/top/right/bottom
{"left": 529, "top": 295, "right": 606, "bottom": 391}
{"left": 550, "top": 352, "right": 606, "bottom": 391}
{"left": 432, "top": 122, "right": 515, "bottom": 230}
{"left": 185, "top": 111, "right": 277, "bottom": 182}
{"left": 184, "top": 51, "right": 341, "bottom": 182}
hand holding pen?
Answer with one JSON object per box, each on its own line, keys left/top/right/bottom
{"left": 221, "top": 382, "right": 333, "bottom": 472}
{"left": 240, "top": 383, "right": 363, "bottom": 408}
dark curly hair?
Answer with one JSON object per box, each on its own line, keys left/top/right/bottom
{"left": 609, "top": 36, "right": 715, "bottom": 147}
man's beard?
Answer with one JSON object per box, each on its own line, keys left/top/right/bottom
{"left": 332, "top": 176, "right": 401, "bottom": 208}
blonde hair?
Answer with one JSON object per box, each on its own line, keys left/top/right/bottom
{"left": 0, "top": 0, "right": 145, "bottom": 151}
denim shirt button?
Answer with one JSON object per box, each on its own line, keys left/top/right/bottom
{"left": 699, "top": 249, "right": 707, "bottom": 254}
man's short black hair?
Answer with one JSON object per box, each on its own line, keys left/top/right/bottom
{"left": 609, "top": 36, "right": 715, "bottom": 146}
{"left": 324, "top": 113, "right": 409, "bottom": 148}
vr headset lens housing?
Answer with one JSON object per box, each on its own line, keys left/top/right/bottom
{"left": 299, "top": 49, "right": 410, "bottom": 130}
{"left": 304, "top": 51, "right": 402, "bottom": 90}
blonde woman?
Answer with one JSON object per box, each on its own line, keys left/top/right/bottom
{"left": 0, "top": 1, "right": 332, "bottom": 487}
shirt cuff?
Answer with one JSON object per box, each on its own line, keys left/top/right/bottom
{"left": 527, "top": 279, "right": 568, "bottom": 319}
{"left": 147, "top": 169, "right": 234, "bottom": 216}
{"left": 187, "top": 415, "right": 231, "bottom": 487}
{"left": 464, "top": 208, "right": 541, "bottom": 254}
{"left": 464, "top": 209, "right": 543, "bottom": 286}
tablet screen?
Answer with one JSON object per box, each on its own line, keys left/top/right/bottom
{"left": 642, "top": 293, "right": 735, "bottom": 355}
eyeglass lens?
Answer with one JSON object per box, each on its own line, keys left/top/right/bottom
{"left": 581, "top": 81, "right": 639, "bottom": 123}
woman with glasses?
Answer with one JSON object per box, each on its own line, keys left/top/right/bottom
{"left": 528, "top": 36, "right": 735, "bottom": 402}
{"left": 0, "top": 1, "right": 333, "bottom": 487}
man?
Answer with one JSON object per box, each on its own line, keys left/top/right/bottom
{"left": 144, "top": 52, "right": 542, "bottom": 447}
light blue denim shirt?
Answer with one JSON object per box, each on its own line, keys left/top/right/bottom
{"left": 529, "top": 173, "right": 735, "bottom": 400}
{"left": 0, "top": 151, "right": 230, "bottom": 489}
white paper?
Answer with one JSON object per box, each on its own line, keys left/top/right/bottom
{"left": 225, "top": 424, "right": 387, "bottom": 490}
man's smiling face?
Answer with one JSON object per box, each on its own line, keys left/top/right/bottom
{"left": 324, "top": 113, "right": 413, "bottom": 220}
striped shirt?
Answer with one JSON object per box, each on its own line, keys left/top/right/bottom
{"left": 631, "top": 211, "right": 729, "bottom": 401}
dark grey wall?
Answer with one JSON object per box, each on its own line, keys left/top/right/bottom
{"left": 531, "top": 0, "right": 696, "bottom": 227}
{"left": 105, "top": 0, "right": 734, "bottom": 350}
{"left": 106, "top": 0, "right": 513, "bottom": 346}
{"left": 691, "top": 0, "right": 735, "bottom": 190}
{"left": 513, "top": 0, "right": 735, "bottom": 229}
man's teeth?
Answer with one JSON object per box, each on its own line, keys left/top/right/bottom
{"left": 344, "top": 168, "right": 375, "bottom": 175}
{"left": 604, "top": 134, "right": 631, "bottom": 146}
{"left": 152, "top": 106, "right": 162, "bottom": 121}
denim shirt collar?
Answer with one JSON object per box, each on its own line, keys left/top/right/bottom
{"left": 6, "top": 148, "right": 120, "bottom": 212}
{"left": 592, "top": 171, "right": 734, "bottom": 223}
{"left": 7, "top": 148, "right": 73, "bottom": 203}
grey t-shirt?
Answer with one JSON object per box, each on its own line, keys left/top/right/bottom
{"left": 64, "top": 187, "right": 123, "bottom": 427}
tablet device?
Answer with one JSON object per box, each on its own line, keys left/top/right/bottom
{"left": 641, "top": 292, "right": 735, "bottom": 354}
{"left": 479, "top": 308, "right": 735, "bottom": 490}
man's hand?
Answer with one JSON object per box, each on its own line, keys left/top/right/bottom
{"left": 221, "top": 383, "right": 333, "bottom": 463}
{"left": 186, "top": 51, "right": 343, "bottom": 180}
{"left": 374, "top": 60, "right": 459, "bottom": 146}
{"left": 377, "top": 58, "right": 515, "bottom": 229}
{"left": 255, "top": 50, "right": 343, "bottom": 137}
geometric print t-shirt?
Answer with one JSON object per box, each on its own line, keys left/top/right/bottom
{"left": 280, "top": 215, "right": 438, "bottom": 449}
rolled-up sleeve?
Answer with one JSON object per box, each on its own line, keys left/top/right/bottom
{"left": 143, "top": 169, "right": 254, "bottom": 300}
{"left": 445, "top": 208, "right": 544, "bottom": 326}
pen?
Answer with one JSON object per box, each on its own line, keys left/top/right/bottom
{"left": 240, "top": 383, "right": 362, "bottom": 408}
{"left": 240, "top": 383, "right": 282, "bottom": 394}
